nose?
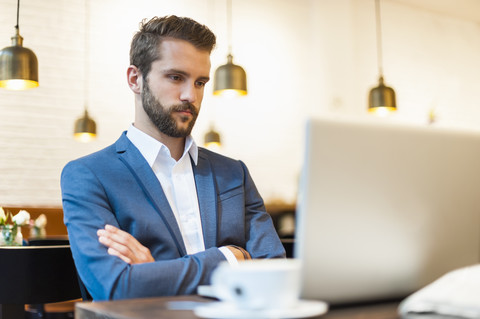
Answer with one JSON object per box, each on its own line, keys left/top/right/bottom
{"left": 180, "top": 83, "right": 197, "bottom": 104}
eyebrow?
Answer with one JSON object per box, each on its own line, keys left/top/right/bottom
{"left": 163, "top": 68, "right": 210, "bottom": 82}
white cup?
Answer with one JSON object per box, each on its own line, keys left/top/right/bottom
{"left": 211, "top": 259, "right": 301, "bottom": 310}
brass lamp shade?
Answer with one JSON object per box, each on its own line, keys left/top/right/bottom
{"left": 204, "top": 128, "right": 221, "bottom": 147}
{"left": 0, "top": 31, "right": 38, "bottom": 90}
{"left": 368, "top": 76, "right": 396, "bottom": 116}
{"left": 213, "top": 54, "right": 247, "bottom": 97}
{"left": 74, "top": 110, "right": 97, "bottom": 143}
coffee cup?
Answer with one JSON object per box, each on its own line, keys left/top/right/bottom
{"left": 211, "top": 258, "right": 301, "bottom": 310}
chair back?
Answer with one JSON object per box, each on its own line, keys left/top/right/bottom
{"left": 0, "top": 245, "right": 82, "bottom": 304}
{"left": 28, "top": 237, "right": 92, "bottom": 301}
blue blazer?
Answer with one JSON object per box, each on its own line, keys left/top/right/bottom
{"left": 61, "top": 132, "right": 285, "bottom": 300}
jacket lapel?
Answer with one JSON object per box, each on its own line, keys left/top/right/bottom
{"left": 193, "top": 150, "right": 218, "bottom": 249}
{"left": 115, "top": 133, "right": 187, "bottom": 255}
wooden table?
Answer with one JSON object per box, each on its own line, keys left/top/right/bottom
{"left": 75, "top": 296, "right": 404, "bottom": 319}
{"left": 76, "top": 295, "right": 465, "bottom": 319}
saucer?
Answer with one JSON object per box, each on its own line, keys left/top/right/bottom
{"left": 194, "top": 300, "right": 328, "bottom": 319}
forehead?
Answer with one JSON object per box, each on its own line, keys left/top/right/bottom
{"left": 153, "top": 38, "right": 211, "bottom": 76}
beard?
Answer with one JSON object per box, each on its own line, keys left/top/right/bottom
{"left": 141, "top": 79, "right": 198, "bottom": 138}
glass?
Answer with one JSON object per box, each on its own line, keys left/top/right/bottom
{"left": 0, "top": 225, "right": 22, "bottom": 246}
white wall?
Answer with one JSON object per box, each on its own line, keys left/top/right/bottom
{"left": 1, "top": 0, "right": 479, "bottom": 207}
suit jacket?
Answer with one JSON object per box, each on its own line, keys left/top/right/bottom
{"left": 61, "top": 132, "right": 285, "bottom": 301}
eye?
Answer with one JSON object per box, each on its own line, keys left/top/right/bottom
{"left": 168, "top": 75, "right": 182, "bottom": 82}
{"left": 195, "top": 80, "right": 207, "bottom": 88}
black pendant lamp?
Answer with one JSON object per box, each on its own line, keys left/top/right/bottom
{"left": 368, "top": 0, "right": 396, "bottom": 116}
{"left": 74, "top": 0, "right": 97, "bottom": 142}
{"left": 0, "top": 0, "right": 39, "bottom": 90}
{"left": 213, "top": 0, "right": 247, "bottom": 97}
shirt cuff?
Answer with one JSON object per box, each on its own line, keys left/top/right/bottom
{"left": 218, "top": 246, "right": 239, "bottom": 266}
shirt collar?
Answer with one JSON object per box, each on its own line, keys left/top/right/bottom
{"left": 126, "top": 124, "right": 198, "bottom": 166}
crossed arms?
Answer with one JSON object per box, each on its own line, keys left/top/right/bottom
{"left": 97, "top": 224, "right": 251, "bottom": 264}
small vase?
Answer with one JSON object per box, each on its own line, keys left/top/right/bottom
{"left": 30, "top": 226, "right": 47, "bottom": 238}
{"left": 0, "top": 225, "right": 22, "bottom": 246}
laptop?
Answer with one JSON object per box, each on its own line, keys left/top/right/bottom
{"left": 294, "top": 117, "right": 480, "bottom": 305}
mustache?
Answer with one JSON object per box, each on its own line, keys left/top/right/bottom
{"left": 171, "top": 103, "right": 198, "bottom": 117}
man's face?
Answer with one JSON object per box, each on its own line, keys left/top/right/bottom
{"left": 141, "top": 39, "right": 211, "bottom": 138}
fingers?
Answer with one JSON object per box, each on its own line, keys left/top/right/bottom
{"left": 97, "top": 224, "right": 154, "bottom": 264}
{"left": 99, "top": 225, "right": 136, "bottom": 253}
{"left": 98, "top": 228, "right": 135, "bottom": 261}
{"left": 107, "top": 247, "right": 132, "bottom": 264}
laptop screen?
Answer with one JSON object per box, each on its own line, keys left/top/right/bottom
{"left": 295, "top": 118, "right": 480, "bottom": 304}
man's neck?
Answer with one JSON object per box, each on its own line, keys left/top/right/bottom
{"left": 159, "top": 134, "right": 186, "bottom": 162}
{"left": 133, "top": 122, "right": 186, "bottom": 161}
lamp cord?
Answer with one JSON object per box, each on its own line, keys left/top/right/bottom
{"left": 84, "top": 0, "right": 90, "bottom": 112}
{"left": 15, "top": 0, "right": 20, "bottom": 30}
{"left": 375, "top": 0, "right": 384, "bottom": 77}
{"left": 227, "top": 0, "right": 232, "bottom": 54}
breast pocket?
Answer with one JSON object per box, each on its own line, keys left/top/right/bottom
{"left": 217, "top": 185, "right": 246, "bottom": 243}
{"left": 218, "top": 185, "right": 243, "bottom": 202}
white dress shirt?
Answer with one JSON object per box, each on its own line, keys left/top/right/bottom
{"left": 127, "top": 125, "right": 204, "bottom": 255}
{"left": 126, "top": 125, "right": 237, "bottom": 263}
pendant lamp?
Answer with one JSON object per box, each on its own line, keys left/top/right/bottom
{"left": 204, "top": 125, "right": 221, "bottom": 148}
{"left": 74, "top": 110, "right": 96, "bottom": 143}
{"left": 213, "top": 0, "right": 247, "bottom": 97}
{"left": 74, "top": 0, "right": 97, "bottom": 142}
{"left": 368, "top": 0, "right": 396, "bottom": 115}
{"left": 0, "top": 0, "right": 39, "bottom": 90}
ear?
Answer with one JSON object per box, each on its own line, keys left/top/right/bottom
{"left": 127, "top": 65, "right": 142, "bottom": 94}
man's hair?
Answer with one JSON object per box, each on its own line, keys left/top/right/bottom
{"left": 130, "top": 15, "right": 216, "bottom": 78}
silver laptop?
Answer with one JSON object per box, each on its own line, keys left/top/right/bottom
{"left": 294, "top": 117, "right": 480, "bottom": 304}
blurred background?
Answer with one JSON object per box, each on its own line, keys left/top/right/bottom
{"left": 0, "top": 0, "right": 479, "bottom": 208}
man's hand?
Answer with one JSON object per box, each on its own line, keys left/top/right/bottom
{"left": 226, "top": 245, "right": 252, "bottom": 261}
{"left": 97, "top": 224, "right": 154, "bottom": 264}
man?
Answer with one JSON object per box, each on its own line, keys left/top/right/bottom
{"left": 61, "top": 15, "right": 285, "bottom": 301}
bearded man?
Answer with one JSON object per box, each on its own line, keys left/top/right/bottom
{"left": 60, "top": 15, "right": 285, "bottom": 301}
